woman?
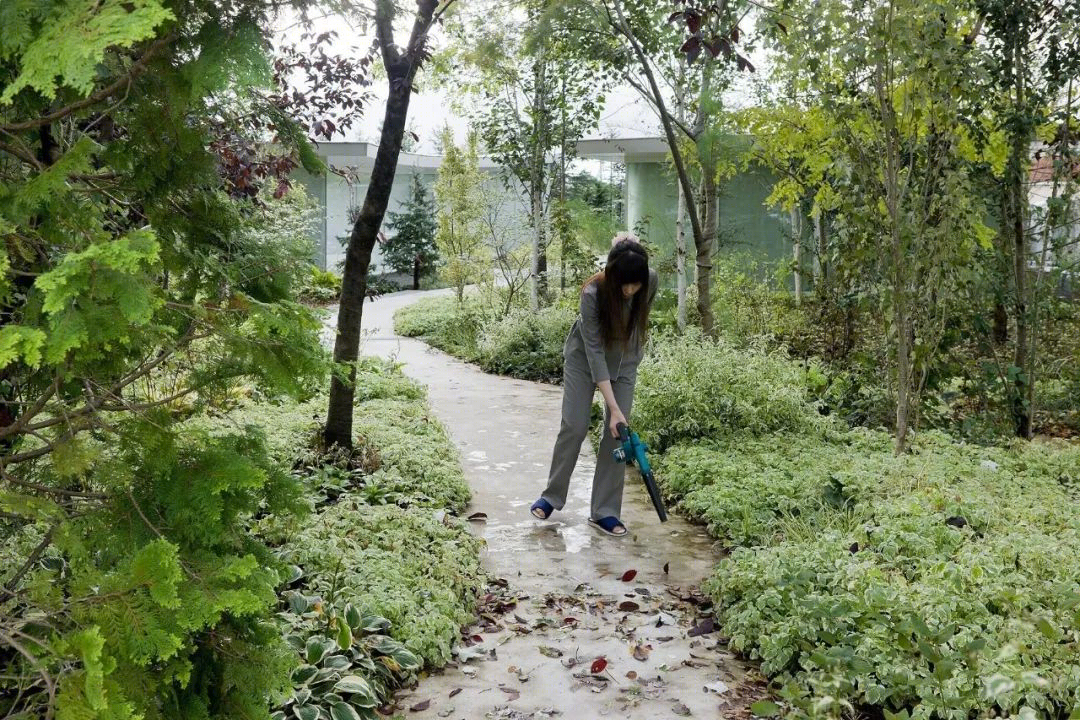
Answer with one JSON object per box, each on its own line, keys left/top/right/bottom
{"left": 530, "top": 233, "right": 658, "bottom": 537}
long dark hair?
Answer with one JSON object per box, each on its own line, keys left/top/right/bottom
{"left": 584, "top": 239, "right": 651, "bottom": 351}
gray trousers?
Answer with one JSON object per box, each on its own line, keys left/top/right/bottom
{"left": 541, "top": 352, "right": 636, "bottom": 520}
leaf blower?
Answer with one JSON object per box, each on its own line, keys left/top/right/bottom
{"left": 613, "top": 423, "right": 667, "bottom": 522}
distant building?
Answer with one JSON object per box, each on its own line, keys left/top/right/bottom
{"left": 293, "top": 142, "right": 524, "bottom": 275}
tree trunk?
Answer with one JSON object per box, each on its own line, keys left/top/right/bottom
{"left": 676, "top": 178, "right": 688, "bottom": 331}
{"left": 790, "top": 205, "right": 802, "bottom": 306}
{"left": 324, "top": 0, "right": 438, "bottom": 449}
{"left": 413, "top": 254, "right": 420, "bottom": 290}
{"left": 698, "top": 166, "right": 718, "bottom": 337}
{"left": 813, "top": 209, "right": 828, "bottom": 299}
{"left": 1008, "top": 41, "right": 1032, "bottom": 439}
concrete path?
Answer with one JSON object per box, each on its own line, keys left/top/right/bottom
{"left": 325, "top": 290, "right": 759, "bottom": 719}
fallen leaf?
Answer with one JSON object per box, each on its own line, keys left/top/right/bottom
{"left": 563, "top": 617, "right": 578, "bottom": 625}
{"left": 621, "top": 570, "right": 638, "bottom": 582}
{"left": 663, "top": 562, "right": 669, "bottom": 574}
{"left": 626, "top": 670, "right": 638, "bottom": 680}
{"left": 618, "top": 601, "right": 640, "bottom": 612}
{"left": 634, "top": 587, "right": 650, "bottom": 596}
{"left": 672, "top": 702, "right": 692, "bottom": 716}
{"left": 688, "top": 618, "right": 715, "bottom": 637}
{"left": 561, "top": 657, "right": 578, "bottom": 668}
{"left": 513, "top": 614, "right": 528, "bottom": 624}
{"left": 467, "top": 512, "right": 488, "bottom": 522}
{"left": 591, "top": 658, "right": 608, "bottom": 674}
{"left": 499, "top": 685, "right": 521, "bottom": 701}
{"left": 409, "top": 700, "right": 430, "bottom": 712}
{"left": 471, "top": 635, "right": 484, "bottom": 643}
{"left": 449, "top": 688, "right": 462, "bottom": 698}
{"left": 704, "top": 680, "right": 730, "bottom": 694}
{"left": 632, "top": 644, "right": 651, "bottom": 661}
{"left": 438, "top": 708, "right": 454, "bottom": 718}
{"left": 507, "top": 665, "right": 518, "bottom": 673}
{"left": 656, "top": 636, "right": 675, "bottom": 642}
{"left": 539, "top": 646, "right": 563, "bottom": 658}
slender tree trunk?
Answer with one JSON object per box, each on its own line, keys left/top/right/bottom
{"left": 325, "top": 0, "right": 439, "bottom": 449}
{"left": 790, "top": 205, "right": 803, "bottom": 306}
{"left": 676, "top": 180, "right": 688, "bottom": 331}
{"left": 1008, "top": 39, "right": 1032, "bottom": 439}
{"left": 814, "top": 208, "right": 828, "bottom": 299}
{"left": 698, "top": 166, "right": 718, "bottom": 337}
{"left": 413, "top": 254, "right": 420, "bottom": 290}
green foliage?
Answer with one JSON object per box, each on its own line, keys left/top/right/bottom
{"left": 277, "top": 502, "right": 483, "bottom": 668}
{"left": 383, "top": 174, "right": 439, "bottom": 286}
{"left": 433, "top": 129, "right": 490, "bottom": 301}
{"left": 634, "top": 330, "right": 824, "bottom": 451}
{"left": 477, "top": 304, "right": 574, "bottom": 382}
{"left": 686, "top": 431, "right": 1080, "bottom": 719}
{"left": 0, "top": 0, "right": 173, "bottom": 103}
{"left": 5, "top": 424, "right": 302, "bottom": 720}
{"left": 300, "top": 267, "right": 343, "bottom": 304}
{"left": 275, "top": 597, "right": 421, "bottom": 720}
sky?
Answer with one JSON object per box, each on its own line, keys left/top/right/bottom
{"left": 274, "top": 4, "right": 772, "bottom": 161}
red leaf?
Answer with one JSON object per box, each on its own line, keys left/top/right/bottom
{"left": 686, "top": 10, "right": 702, "bottom": 33}
{"left": 563, "top": 617, "right": 578, "bottom": 625}
{"left": 679, "top": 36, "right": 702, "bottom": 64}
{"left": 591, "top": 657, "right": 608, "bottom": 674}
{"left": 471, "top": 635, "right": 484, "bottom": 643}
{"left": 621, "top": 570, "right": 638, "bottom": 582}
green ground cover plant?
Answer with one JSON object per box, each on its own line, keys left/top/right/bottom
{"left": 185, "top": 358, "right": 484, "bottom": 716}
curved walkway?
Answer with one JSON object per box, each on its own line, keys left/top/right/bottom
{"left": 327, "top": 290, "right": 759, "bottom": 719}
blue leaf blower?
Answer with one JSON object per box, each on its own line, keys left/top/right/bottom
{"left": 613, "top": 423, "right": 667, "bottom": 522}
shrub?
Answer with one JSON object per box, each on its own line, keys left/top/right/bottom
{"left": 477, "top": 305, "right": 574, "bottom": 382}
{"left": 664, "top": 429, "right": 1080, "bottom": 719}
{"left": 634, "top": 330, "right": 824, "bottom": 451}
{"left": 279, "top": 502, "right": 483, "bottom": 667}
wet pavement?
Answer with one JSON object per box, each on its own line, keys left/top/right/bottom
{"left": 323, "top": 290, "right": 758, "bottom": 719}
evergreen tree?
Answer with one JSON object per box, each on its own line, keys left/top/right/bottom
{"left": 384, "top": 174, "right": 439, "bottom": 289}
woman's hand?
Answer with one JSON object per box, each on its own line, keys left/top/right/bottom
{"left": 608, "top": 406, "right": 627, "bottom": 439}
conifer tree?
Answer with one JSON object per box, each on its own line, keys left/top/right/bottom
{"left": 384, "top": 174, "right": 439, "bottom": 289}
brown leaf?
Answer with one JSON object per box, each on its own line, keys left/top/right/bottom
{"left": 449, "top": 688, "right": 461, "bottom": 698}
{"left": 621, "top": 569, "right": 638, "bottom": 582}
{"left": 688, "top": 618, "right": 715, "bottom": 637}
{"left": 499, "top": 685, "right": 520, "bottom": 701}
{"left": 409, "top": 700, "right": 431, "bottom": 712}
{"left": 563, "top": 617, "right": 578, "bottom": 625}
{"left": 673, "top": 702, "right": 692, "bottom": 716}
{"left": 663, "top": 562, "right": 670, "bottom": 574}
{"left": 471, "top": 635, "right": 484, "bottom": 643}
{"left": 539, "top": 646, "right": 563, "bottom": 658}
{"left": 625, "top": 670, "right": 638, "bottom": 680}
{"left": 591, "top": 657, "right": 608, "bottom": 674}
{"left": 467, "top": 512, "right": 488, "bottom": 522}
{"left": 632, "top": 644, "right": 651, "bottom": 661}
{"left": 513, "top": 614, "right": 528, "bottom": 624}
{"left": 618, "top": 601, "right": 640, "bottom": 612}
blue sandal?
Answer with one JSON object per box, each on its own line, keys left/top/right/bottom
{"left": 589, "top": 516, "right": 627, "bottom": 536}
{"left": 531, "top": 498, "right": 555, "bottom": 520}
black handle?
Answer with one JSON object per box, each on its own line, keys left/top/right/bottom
{"left": 616, "top": 422, "right": 630, "bottom": 442}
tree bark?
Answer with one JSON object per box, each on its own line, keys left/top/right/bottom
{"left": 790, "top": 205, "right": 802, "bottom": 306}
{"left": 324, "top": 0, "right": 440, "bottom": 449}
{"left": 676, "top": 178, "right": 688, "bottom": 332}
{"left": 813, "top": 208, "right": 828, "bottom": 299}
{"left": 698, "top": 166, "right": 718, "bottom": 337}
{"left": 1008, "top": 37, "right": 1032, "bottom": 439}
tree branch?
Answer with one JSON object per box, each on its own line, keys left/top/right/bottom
{"left": 1, "top": 33, "right": 173, "bottom": 133}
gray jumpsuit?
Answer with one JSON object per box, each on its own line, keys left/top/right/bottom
{"left": 540, "top": 268, "right": 658, "bottom": 521}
